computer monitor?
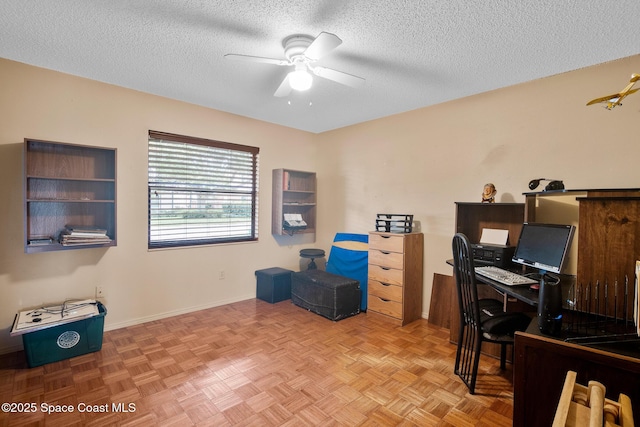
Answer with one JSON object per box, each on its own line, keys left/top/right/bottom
{"left": 512, "top": 223, "right": 575, "bottom": 275}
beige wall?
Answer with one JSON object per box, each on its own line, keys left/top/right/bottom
{"left": 315, "top": 54, "right": 640, "bottom": 316}
{"left": 0, "top": 58, "right": 317, "bottom": 353}
{"left": 2, "top": 54, "right": 639, "bottom": 353}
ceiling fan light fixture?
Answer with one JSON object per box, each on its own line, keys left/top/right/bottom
{"left": 226, "top": 32, "right": 364, "bottom": 97}
{"left": 289, "top": 66, "right": 313, "bottom": 91}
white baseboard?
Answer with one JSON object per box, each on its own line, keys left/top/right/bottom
{"left": 0, "top": 343, "right": 23, "bottom": 356}
{"left": 103, "top": 294, "right": 255, "bottom": 332}
{"left": 0, "top": 295, "right": 255, "bottom": 356}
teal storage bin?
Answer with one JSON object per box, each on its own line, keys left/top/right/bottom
{"left": 21, "top": 302, "right": 106, "bottom": 367}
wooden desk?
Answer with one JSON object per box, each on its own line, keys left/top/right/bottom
{"left": 474, "top": 270, "right": 539, "bottom": 307}
{"left": 445, "top": 259, "right": 539, "bottom": 309}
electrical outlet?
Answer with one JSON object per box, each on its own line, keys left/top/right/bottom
{"left": 96, "top": 286, "right": 106, "bottom": 298}
{"left": 219, "top": 271, "right": 225, "bottom": 280}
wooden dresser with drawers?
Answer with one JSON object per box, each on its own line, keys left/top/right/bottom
{"left": 367, "top": 231, "right": 424, "bottom": 325}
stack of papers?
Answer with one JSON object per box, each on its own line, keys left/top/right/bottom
{"left": 60, "top": 225, "right": 112, "bottom": 246}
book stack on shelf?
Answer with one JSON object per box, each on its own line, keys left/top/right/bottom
{"left": 60, "top": 226, "right": 112, "bottom": 246}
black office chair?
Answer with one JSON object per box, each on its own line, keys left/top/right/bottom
{"left": 451, "top": 233, "right": 531, "bottom": 394}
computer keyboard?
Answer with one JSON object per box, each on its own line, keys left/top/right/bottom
{"left": 474, "top": 266, "right": 538, "bottom": 286}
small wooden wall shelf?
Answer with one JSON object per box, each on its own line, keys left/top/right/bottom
{"left": 272, "top": 169, "right": 316, "bottom": 240}
{"left": 24, "top": 139, "right": 117, "bottom": 253}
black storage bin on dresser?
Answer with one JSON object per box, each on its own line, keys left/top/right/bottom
{"left": 255, "top": 267, "right": 293, "bottom": 303}
{"left": 291, "top": 270, "right": 361, "bottom": 321}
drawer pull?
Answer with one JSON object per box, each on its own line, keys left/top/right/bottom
{"left": 380, "top": 282, "right": 391, "bottom": 287}
{"left": 381, "top": 267, "right": 390, "bottom": 271}
{"left": 381, "top": 250, "right": 390, "bottom": 255}
{"left": 379, "top": 297, "right": 390, "bottom": 302}
{"left": 381, "top": 235, "right": 391, "bottom": 239}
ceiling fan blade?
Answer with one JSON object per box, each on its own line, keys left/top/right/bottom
{"left": 224, "top": 53, "right": 289, "bottom": 66}
{"left": 274, "top": 74, "right": 292, "bottom": 97}
{"left": 312, "top": 66, "right": 365, "bottom": 88}
{"left": 303, "top": 32, "right": 342, "bottom": 61}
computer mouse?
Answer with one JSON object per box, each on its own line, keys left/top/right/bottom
{"left": 529, "top": 283, "right": 540, "bottom": 292}
{"left": 32, "top": 317, "right": 42, "bottom": 322}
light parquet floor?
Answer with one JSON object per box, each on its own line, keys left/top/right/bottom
{"left": 0, "top": 299, "right": 515, "bottom": 426}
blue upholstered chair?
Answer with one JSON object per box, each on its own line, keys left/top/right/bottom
{"left": 325, "top": 233, "right": 369, "bottom": 311}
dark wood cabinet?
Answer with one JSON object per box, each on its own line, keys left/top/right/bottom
{"left": 24, "top": 139, "right": 117, "bottom": 253}
{"left": 454, "top": 202, "right": 525, "bottom": 247}
{"left": 524, "top": 189, "right": 640, "bottom": 323}
{"left": 515, "top": 190, "right": 640, "bottom": 426}
{"left": 514, "top": 327, "right": 640, "bottom": 427}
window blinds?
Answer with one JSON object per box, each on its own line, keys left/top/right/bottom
{"left": 148, "top": 131, "right": 259, "bottom": 248}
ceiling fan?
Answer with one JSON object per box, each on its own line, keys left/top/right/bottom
{"left": 225, "top": 32, "right": 365, "bottom": 97}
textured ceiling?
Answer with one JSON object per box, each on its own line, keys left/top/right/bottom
{"left": 1, "top": 1, "right": 639, "bottom": 133}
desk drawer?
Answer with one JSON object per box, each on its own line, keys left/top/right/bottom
{"left": 368, "top": 295, "right": 402, "bottom": 319}
{"left": 368, "top": 264, "right": 403, "bottom": 286}
{"left": 368, "top": 249, "right": 404, "bottom": 270}
{"left": 368, "top": 280, "right": 402, "bottom": 303}
{"left": 369, "top": 233, "right": 405, "bottom": 253}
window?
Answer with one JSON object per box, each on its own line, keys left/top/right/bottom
{"left": 148, "top": 131, "right": 259, "bottom": 249}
